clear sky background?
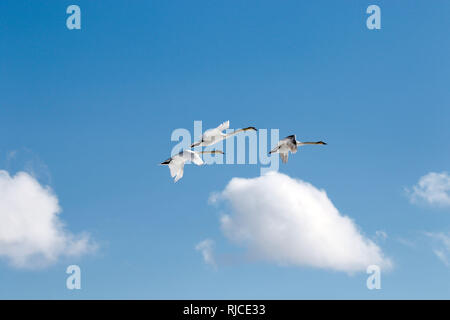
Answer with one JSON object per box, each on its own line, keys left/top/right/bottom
{"left": 0, "top": 1, "right": 449, "bottom": 299}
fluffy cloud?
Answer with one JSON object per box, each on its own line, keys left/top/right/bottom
{"left": 195, "top": 239, "right": 216, "bottom": 269}
{"left": 408, "top": 172, "right": 450, "bottom": 207}
{"left": 211, "top": 172, "right": 392, "bottom": 273}
{"left": 0, "top": 170, "right": 96, "bottom": 268}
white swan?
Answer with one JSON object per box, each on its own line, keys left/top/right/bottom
{"left": 160, "top": 150, "right": 224, "bottom": 182}
{"left": 269, "top": 135, "right": 327, "bottom": 163}
{"left": 190, "top": 120, "right": 257, "bottom": 148}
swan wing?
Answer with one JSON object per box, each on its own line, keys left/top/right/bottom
{"left": 269, "top": 145, "right": 280, "bottom": 154}
{"left": 191, "top": 152, "right": 204, "bottom": 166}
{"left": 168, "top": 157, "right": 185, "bottom": 179}
{"left": 216, "top": 120, "right": 230, "bottom": 132}
{"left": 173, "top": 165, "right": 184, "bottom": 182}
{"left": 180, "top": 149, "right": 204, "bottom": 166}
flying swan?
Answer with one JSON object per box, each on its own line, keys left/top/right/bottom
{"left": 269, "top": 135, "right": 327, "bottom": 163}
{"left": 161, "top": 150, "right": 224, "bottom": 182}
{"left": 190, "top": 120, "right": 257, "bottom": 148}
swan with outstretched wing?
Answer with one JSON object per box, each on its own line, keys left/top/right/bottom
{"left": 190, "top": 120, "right": 257, "bottom": 148}
{"left": 269, "top": 135, "right": 327, "bottom": 163}
{"left": 160, "top": 150, "right": 224, "bottom": 182}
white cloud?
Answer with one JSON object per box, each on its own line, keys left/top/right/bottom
{"left": 195, "top": 239, "right": 216, "bottom": 269}
{"left": 0, "top": 170, "right": 96, "bottom": 268}
{"left": 424, "top": 232, "right": 450, "bottom": 267}
{"left": 408, "top": 172, "right": 450, "bottom": 207}
{"left": 210, "top": 172, "right": 392, "bottom": 273}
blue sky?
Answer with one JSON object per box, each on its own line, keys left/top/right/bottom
{"left": 0, "top": 0, "right": 449, "bottom": 299}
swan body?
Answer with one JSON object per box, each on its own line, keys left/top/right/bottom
{"left": 269, "top": 135, "right": 326, "bottom": 163}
